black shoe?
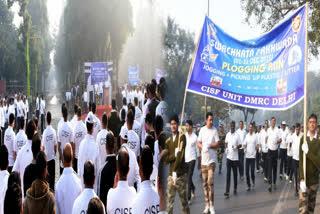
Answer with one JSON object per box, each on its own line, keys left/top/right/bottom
{"left": 268, "top": 184, "right": 272, "bottom": 192}
{"left": 280, "top": 174, "right": 283, "bottom": 180}
{"left": 246, "top": 186, "right": 251, "bottom": 191}
{"left": 295, "top": 191, "right": 299, "bottom": 197}
{"left": 234, "top": 189, "right": 237, "bottom": 195}
{"left": 224, "top": 192, "right": 229, "bottom": 196}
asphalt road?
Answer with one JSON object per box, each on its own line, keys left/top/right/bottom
{"left": 173, "top": 156, "right": 320, "bottom": 214}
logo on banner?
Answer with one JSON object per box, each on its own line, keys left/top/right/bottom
{"left": 292, "top": 15, "right": 302, "bottom": 32}
{"left": 200, "top": 45, "right": 218, "bottom": 64}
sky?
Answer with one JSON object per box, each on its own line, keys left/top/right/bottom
{"left": 10, "top": 0, "right": 320, "bottom": 71}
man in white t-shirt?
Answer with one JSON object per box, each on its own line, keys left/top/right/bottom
{"left": 107, "top": 147, "right": 136, "bottom": 214}
{"left": 72, "top": 160, "right": 104, "bottom": 214}
{"left": 184, "top": 120, "right": 198, "bottom": 204}
{"left": 197, "top": 112, "right": 219, "bottom": 214}
{"left": 14, "top": 116, "right": 27, "bottom": 157}
{"left": 42, "top": 112, "right": 57, "bottom": 191}
{"left": 260, "top": 120, "right": 269, "bottom": 182}
{"left": 243, "top": 123, "right": 259, "bottom": 191}
{"left": 279, "top": 121, "right": 289, "bottom": 180}
{"left": 127, "top": 110, "right": 140, "bottom": 158}
{"left": 4, "top": 113, "right": 15, "bottom": 172}
{"left": 72, "top": 108, "right": 86, "bottom": 173}
{"left": 224, "top": 121, "right": 240, "bottom": 199}
{"left": 78, "top": 112, "right": 100, "bottom": 193}
{"left": 132, "top": 146, "right": 159, "bottom": 214}
{"left": 267, "top": 117, "right": 281, "bottom": 192}
{"left": 291, "top": 123, "right": 302, "bottom": 196}
{"left": 286, "top": 126, "right": 295, "bottom": 182}
{"left": 56, "top": 143, "right": 82, "bottom": 214}
{"left": 58, "top": 105, "right": 74, "bottom": 175}
{"left": 236, "top": 121, "right": 246, "bottom": 181}
{"left": 40, "top": 95, "right": 46, "bottom": 134}
{"left": 96, "top": 113, "right": 109, "bottom": 165}
{"left": 155, "top": 83, "right": 168, "bottom": 123}
{"left": 91, "top": 103, "right": 101, "bottom": 140}
{"left": 0, "top": 145, "right": 9, "bottom": 214}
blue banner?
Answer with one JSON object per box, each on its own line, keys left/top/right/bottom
{"left": 129, "top": 65, "right": 139, "bottom": 85}
{"left": 187, "top": 5, "right": 306, "bottom": 110}
{"left": 91, "top": 62, "right": 108, "bottom": 85}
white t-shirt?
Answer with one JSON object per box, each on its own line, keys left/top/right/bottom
{"left": 267, "top": 127, "right": 280, "bottom": 151}
{"left": 58, "top": 121, "right": 74, "bottom": 168}
{"left": 225, "top": 132, "right": 240, "bottom": 161}
{"left": 236, "top": 128, "right": 247, "bottom": 149}
{"left": 40, "top": 99, "right": 45, "bottom": 115}
{"left": 70, "top": 115, "right": 78, "bottom": 129}
{"left": 4, "top": 126, "right": 15, "bottom": 167}
{"left": 12, "top": 139, "right": 33, "bottom": 199}
{"left": 243, "top": 133, "right": 259, "bottom": 159}
{"left": 292, "top": 132, "right": 302, "bottom": 161}
{"left": 0, "top": 170, "right": 9, "bottom": 214}
{"left": 73, "top": 120, "right": 87, "bottom": 159}
{"left": 36, "top": 97, "right": 39, "bottom": 110}
{"left": 127, "top": 130, "right": 141, "bottom": 158}
{"left": 14, "top": 129, "right": 27, "bottom": 154}
{"left": 279, "top": 128, "right": 289, "bottom": 149}
{"left": 122, "top": 143, "right": 141, "bottom": 190}
{"left": 92, "top": 114, "right": 101, "bottom": 140}
{"left": 42, "top": 125, "right": 57, "bottom": 161}
{"left": 185, "top": 132, "right": 198, "bottom": 163}
{"left": 132, "top": 180, "right": 159, "bottom": 214}
{"left": 17, "top": 101, "right": 24, "bottom": 117}
{"left": 135, "top": 106, "right": 142, "bottom": 122}
{"left": 96, "top": 129, "right": 109, "bottom": 165}
{"left": 197, "top": 126, "right": 220, "bottom": 166}
{"left": 155, "top": 101, "right": 168, "bottom": 123}
{"left": 287, "top": 133, "right": 294, "bottom": 157}
{"left": 72, "top": 188, "right": 104, "bottom": 214}
{"left": 107, "top": 181, "right": 137, "bottom": 214}
{"left": 78, "top": 134, "right": 100, "bottom": 193}
{"left": 259, "top": 129, "right": 268, "bottom": 153}
{"left": 55, "top": 167, "right": 82, "bottom": 214}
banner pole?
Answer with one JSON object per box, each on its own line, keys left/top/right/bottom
{"left": 180, "top": 23, "right": 204, "bottom": 129}
{"left": 303, "top": 1, "right": 309, "bottom": 181}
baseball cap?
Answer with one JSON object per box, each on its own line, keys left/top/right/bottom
{"left": 281, "top": 121, "right": 286, "bottom": 125}
{"left": 86, "top": 112, "right": 94, "bottom": 124}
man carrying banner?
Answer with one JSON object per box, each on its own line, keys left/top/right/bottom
{"left": 165, "top": 114, "right": 189, "bottom": 214}
{"left": 299, "top": 113, "right": 320, "bottom": 214}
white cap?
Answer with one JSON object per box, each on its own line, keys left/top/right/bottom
{"left": 86, "top": 112, "right": 94, "bottom": 124}
{"left": 281, "top": 121, "right": 286, "bottom": 125}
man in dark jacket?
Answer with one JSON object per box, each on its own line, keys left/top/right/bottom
{"left": 107, "top": 100, "right": 121, "bottom": 147}
{"left": 146, "top": 83, "right": 159, "bottom": 122}
{"left": 23, "top": 151, "right": 56, "bottom": 214}
{"left": 97, "top": 132, "right": 117, "bottom": 208}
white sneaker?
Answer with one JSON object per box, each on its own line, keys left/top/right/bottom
{"left": 203, "top": 205, "right": 210, "bottom": 214}
{"left": 209, "top": 206, "right": 216, "bottom": 214}
{"left": 286, "top": 175, "right": 289, "bottom": 181}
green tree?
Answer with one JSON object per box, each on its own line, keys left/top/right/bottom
{"left": 55, "top": 0, "right": 133, "bottom": 91}
{"left": 241, "top": 0, "right": 320, "bottom": 56}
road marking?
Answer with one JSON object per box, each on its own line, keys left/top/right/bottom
{"left": 272, "top": 182, "right": 290, "bottom": 214}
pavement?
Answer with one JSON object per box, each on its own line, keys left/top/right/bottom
{"left": 173, "top": 156, "right": 320, "bottom": 214}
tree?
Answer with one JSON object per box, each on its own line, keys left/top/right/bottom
{"left": 55, "top": 0, "right": 133, "bottom": 91}
{"left": 232, "top": 106, "right": 258, "bottom": 125}
{"left": 241, "top": 0, "right": 320, "bottom": 56}
{"left": 0, "top": 0, "right": 21, "bottom": 81}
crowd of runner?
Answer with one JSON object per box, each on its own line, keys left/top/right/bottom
{"left": 0, "top": 77, "right": 169, "bottom": 214}
{"left": 167, "top": 113, "right": 320, "bottom": 214}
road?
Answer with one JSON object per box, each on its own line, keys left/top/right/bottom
{"left": 173, "top": 156, "right": 320, "bottom": 214}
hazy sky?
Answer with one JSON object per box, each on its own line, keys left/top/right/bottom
{"left": 11, "top": 0, "right": 320, "bottom": 71}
